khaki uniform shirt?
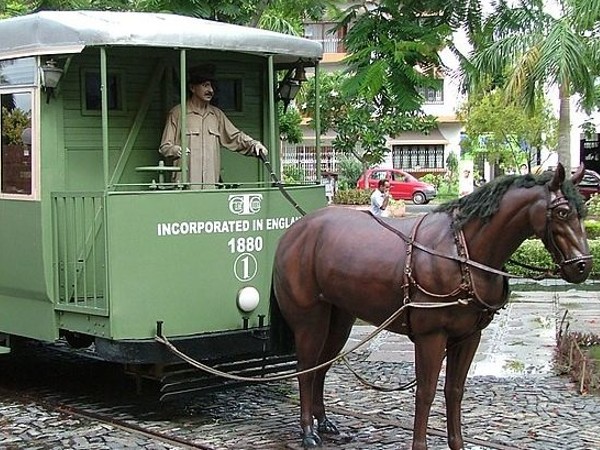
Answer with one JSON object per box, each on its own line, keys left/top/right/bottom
{"left": 159, "top": 101, "right": 258, "bottom": 188}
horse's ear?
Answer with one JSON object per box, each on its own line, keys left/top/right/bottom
{"left": 571, "top": 163, "right": 585, "bottom": 185}
{"left": 549, "top": 163, "right": 565, "bottom": 191}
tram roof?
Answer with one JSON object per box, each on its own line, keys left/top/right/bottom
{"left": 0, "top": 10, "right": 323, "bottom": 63}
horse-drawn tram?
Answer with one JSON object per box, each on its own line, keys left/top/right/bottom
{"left": 0, "top": 11, "right": 324, "bottom": 396}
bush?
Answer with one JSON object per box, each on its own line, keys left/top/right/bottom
{"left": 334, "top": 188, "right": 371, "bottom": 205}
{"left": 282, "top": 164, "right": 304, "bottom": 183}
{"left": 507, "top": 239, "right": 600, "bottom": 279}
{"left": 588, "top": 194, "right": 600, "bottom": 218}
{"left": 336, "top": 155, "right": 363, "bottom": 191}
{"left": 585, "top": 219, "right": 600, "bottom": 239}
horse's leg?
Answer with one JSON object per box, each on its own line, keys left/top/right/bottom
{"left": 444, "top": 330, "right": 481, "bottom": 450}
{"left": 412, "top": 333, "right": 447, "bottom": 450}
{"left": 312, "top": 308, "right": 355, "bottom": 435}
{"left": 292, "top": 303, "right": 333, "bottom": 448}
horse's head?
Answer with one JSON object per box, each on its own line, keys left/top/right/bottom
{"left": 533, "top": 163, "right": 592, "bottom": 283}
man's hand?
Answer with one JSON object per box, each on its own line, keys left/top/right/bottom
{"left": 253, "top": 142, "right": 268, "bottom": 157}
{"left": 171, "top": 145, "right": 182, "bottom": 158}
{"left": 174, "top": 146, "right": 191, "bottom": 158}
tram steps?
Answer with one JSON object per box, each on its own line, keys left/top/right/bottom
{"left": 158, "top": 353, "right": 297, "bottom": 401}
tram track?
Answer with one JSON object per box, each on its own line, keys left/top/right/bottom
{"left": 1, "top": 340, "right": 599, "bottom": 449}
{"left": 0, "top": 385, "right": 216, "bottom": 450}
{"left": 1, "top": 382, "right": 520, "bottom": 450}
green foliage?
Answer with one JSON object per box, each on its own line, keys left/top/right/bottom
{"left": 278, "top": 104, "right": 303, "bottom": 144}
{"left": 420, "top": 173, "right": 445, "bottom": 190}
{"left": 585, "top": 219, "right": 600, "bottom": 239}
{"left": 0, "top": 0, "right": 332, "bottom": 31}
{"left": 463, "top": 0, "right": 600, "bottom": 172}
{"left": 333, "top": 188, "right": 371, "bottom": 205}
{"left": 507, "top": 239, "right": 600, "bottom": 279}
{"left": 1, "top": 107, "right": 30, "bottom": 145}
{"left": 338, "top": 1, "right": 468, "bottom": 111}
{"left": 282, "top": 164, "right": 304, "bottom": 184}
{"left": 587, "top": 194, "right": 600, "bottom": 218}
{"left": 458, "top": 87, "right": 558, "bottom": 171}
{"left": 298, "top": 71, "right": 436, "bottom": 166}
{"left": 446, "top": 151, "right": 458, "bottom": 176}
{"left": 335, "top": 154, "right": 363, "bottom": 191}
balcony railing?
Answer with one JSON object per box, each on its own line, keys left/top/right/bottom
{"left": 52, "top": 192, "right": 107, "bottom": 315}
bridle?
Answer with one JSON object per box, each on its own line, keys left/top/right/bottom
{"left": 541, "top": 187, "right": 593, "bottom": 270}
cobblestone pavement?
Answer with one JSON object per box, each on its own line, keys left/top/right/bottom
{"left": 1, "top": 284, "right": 600, "bottom": 449}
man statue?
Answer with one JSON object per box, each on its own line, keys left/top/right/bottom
{"left": 159, "top": 65, "right": 267, "bottom": 188}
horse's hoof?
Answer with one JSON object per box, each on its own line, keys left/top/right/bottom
{"left": 317, "top": 417, "right": 340, "bottom": 435}
{"left": 301, "top": 429, "right": 322, "bottom": 448}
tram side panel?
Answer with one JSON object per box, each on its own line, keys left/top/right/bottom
{"left": 0, "top": 201, "right": 56, "bottom": 340}
{"left": 94, "top": 187, "right": 324, "bottom": 362}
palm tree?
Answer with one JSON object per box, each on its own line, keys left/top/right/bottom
{"left": 463, "top": 0, "right": 600, "bottom": 173}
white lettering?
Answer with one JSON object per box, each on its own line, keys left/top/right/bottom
{"left": 156, "top": 217, "right": 295, "bottom": 237}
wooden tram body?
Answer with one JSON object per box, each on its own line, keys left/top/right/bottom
{"left": 0, "top": 11, "right": 324, "bottom": 387}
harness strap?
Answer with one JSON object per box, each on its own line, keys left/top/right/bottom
{"left": 372, "top": 212, "right": 510, "bottom": 312}
{"left": 371, "top": 213, "right": 516, "bottom": 278}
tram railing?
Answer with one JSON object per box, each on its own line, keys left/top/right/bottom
{"left": 51, "top": 192, "right": 108, "bottom": 315}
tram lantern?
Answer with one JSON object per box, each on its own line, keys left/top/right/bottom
{"left": 277, "top": 62, "right": 307, "bottom": 112}
{"left": 40, "top": 59, "right": 63, "bottom": 102}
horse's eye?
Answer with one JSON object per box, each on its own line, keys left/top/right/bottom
{"left": 556, "top": 208, "right": 569, "bottom": 220}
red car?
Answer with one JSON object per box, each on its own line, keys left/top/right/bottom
{"left": 357, "top": 168, "right": 437, "bottom": 205}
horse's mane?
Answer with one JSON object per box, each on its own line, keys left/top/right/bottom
{"left": 435, "top": 172, "right": 586, "bottom": 229}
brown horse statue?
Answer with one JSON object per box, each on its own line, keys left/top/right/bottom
{"left": 270, "top": 163, "right": 592, "bottom": 449}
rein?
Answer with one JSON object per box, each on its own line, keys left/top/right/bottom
{"left": 155, "top": 299, "right": 470, "bottom": 384}
{"left": 259, "top": 153, "right": 307, "bottom": 216}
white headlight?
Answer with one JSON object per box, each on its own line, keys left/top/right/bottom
{"left": 237, "top": 286, "right": 260, "bottom": 312}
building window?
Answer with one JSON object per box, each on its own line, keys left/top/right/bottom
{"left": 281, "top": 142, "right": 341, "bottom": 182}
{"left": 392, "top": 144, "right": 445, "bottom": 170}
{"left": 82, "top": 70, "right": 125, "bottom": 113}
{"left": 1, "top": 91, "right": 33, "bottom": 195}
{"left": 303, "top": 22, "right": 347, "bottom": 53}
{"left": 0, "top": 57, "right": 36, "bottom": 87}
{"left": 418, "top": 82, "right": 444, "bottom": 104}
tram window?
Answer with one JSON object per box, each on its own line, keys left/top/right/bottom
{"left": 1, "top": 92, "right": 32, "bottom": 195}
{"left": 82, "top": 70, "right": 125, "bottom": 113}
{"left": 212, "top": 79, "right": 243, "bottom": 112}
{"left": 0, "top": 58, "right": 36, "bottom": 86}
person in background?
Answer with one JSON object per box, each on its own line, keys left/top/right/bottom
{"left": 459, "top": 169, "right": 473, "bottom": 198}
{"left": 370, "top": 178, "right": 391, "bottom": 217}
{"left": 159, "top": 65, "right": 267, "bottom": 189}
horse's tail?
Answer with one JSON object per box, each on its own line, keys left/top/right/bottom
{"left": 269, "top": 282, "right": 295, "bottom": 355}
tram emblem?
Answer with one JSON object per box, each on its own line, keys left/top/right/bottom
{"left": 228, "top": 194, "right": 263, "bottom": 216}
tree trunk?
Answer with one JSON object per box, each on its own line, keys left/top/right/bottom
{"left": 557, "top": 82, "right": 571, "bottom": 173}
{"left": 248, "top": 0, "right": 271, "bottom": 27}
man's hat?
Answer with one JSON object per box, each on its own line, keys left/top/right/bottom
{"left": 188, "top": 64, "right": 216, "bottom": 85}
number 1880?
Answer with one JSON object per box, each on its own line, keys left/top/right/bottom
{"left": 227, "top": 236, "right": 263, "bottom": 253}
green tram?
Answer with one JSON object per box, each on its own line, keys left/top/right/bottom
{"left": 0, "top": 11, "right": 324, "bottom": 394}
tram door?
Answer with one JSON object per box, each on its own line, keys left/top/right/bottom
{"left": 581, "top": 134, "right": 600, "bottom": 174}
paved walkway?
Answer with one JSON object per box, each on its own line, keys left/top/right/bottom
{"left": 346, "top": 282, "right": 600, "bottom": 377}
{"left": 336, "top": 282, "right": 600, "bottom": 449}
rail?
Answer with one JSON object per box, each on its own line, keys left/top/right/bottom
{"left": 52, "top": 192, "right": 107, "bottom": 315}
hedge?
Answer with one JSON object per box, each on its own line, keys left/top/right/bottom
{"left": 507, "top": 239, "right": 600, "bottom": 279}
